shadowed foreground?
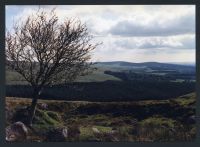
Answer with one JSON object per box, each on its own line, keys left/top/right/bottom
{"left": 6, "top": 93, "right": 196, "bottom": 142}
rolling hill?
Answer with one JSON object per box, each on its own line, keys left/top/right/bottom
{"left": 6, "top": 61, "right": 195, "bottom": 84}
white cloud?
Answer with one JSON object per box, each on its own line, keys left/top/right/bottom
{"left": 109, "top": 12, "right": 195, "bottom": 37}
{"left": 6, "top": 5, "right": 195, "bottom": 63}
{"left": 113, "top": 35, "right": 195, "bottom": 50}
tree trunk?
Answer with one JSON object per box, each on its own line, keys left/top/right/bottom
{"left": 28, "top": 97, "right": 38, "bottom": 126}
{"left": 28, "top": 88, "right": 41, "bottom": 126}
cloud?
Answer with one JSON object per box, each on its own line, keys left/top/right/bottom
{"left": 113, "top": 35, "right": 195, "bottom": 50}
{"left": 6, "top": 5, "right": 195, "bottom": 63}
{"left": 6, "top": 5, "right": 195, "bottom": 37}
{"left": 109, "top": 13, "right": 195, "bottom": 37}
{"left": 91, "top": 45, "right": 195, "bottom": 63}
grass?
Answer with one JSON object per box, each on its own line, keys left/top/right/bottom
{"left": 139, "top": 116, "right": 177, "bottom": 128}
{"left": 76, "top": 69, "right": 121, "bottom": 82}
{"left": 79, "top": 125, "right": 112, "bottom": 141}
{"left": 34, "top": 110, "right": 61, "bottom": 126}
{"left": 93, "top": 125, "right": 113, "bottom": 133}
{"left": 6, "top": 67, "right": 122, "bottom": 84}
{"left": 79, "top": 126, "right": 94, "bottom": 140}
{"left": 5, "top": 92, "right": 196, "bottom": 142}
{"left": 6, "top": 71, "right": 28, "bottom": 85}
{"left": 172, "top": 93, "right": 195, "bottom": 107}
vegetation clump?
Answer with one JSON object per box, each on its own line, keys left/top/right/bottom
{"left": 6, "top": 92, "right": 196, "bottom": 142}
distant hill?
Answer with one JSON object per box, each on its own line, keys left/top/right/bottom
{"left": 6, "top": 61, "right": 195, "bottom": 84}
{"left": 168, "top": 62, "right": 195, "bottom": 66}
{"left": 94, "top": 61, "right": 195, "bottom": 70}
{"left": 6, "top": 61, "right": 195, "bottom": 101}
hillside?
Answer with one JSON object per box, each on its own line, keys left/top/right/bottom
{"left": 6, "top": 61, "right": 195, "bottom": 84}
{"left": 6, "top": 93, "right": 196, "bottom": 142}
{"left": 6, "top": 61, "right": 195, "bottom": 102}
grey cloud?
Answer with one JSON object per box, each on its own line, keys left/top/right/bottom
{"left": 114, "top": 40, "right": 137, "bottom": 49}
{"left": 115, "top": 40, "right": 171, "bottom": 50}
{"left": 114, "top": 37, "right": 195, "bottom": 50}
{"left": 138, "top": 42, "right": 168, "bottom": 49}
{"left": 109, "top": 13, "right": 195, "bottom": 37}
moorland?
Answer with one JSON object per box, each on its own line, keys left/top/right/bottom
{"left": 6, "top": 61, "right": 196, "bottom": 142}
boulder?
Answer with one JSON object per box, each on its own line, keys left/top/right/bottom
{"left": 6, "top": 121, "right": 28, "bottom": 142}
{"left": 46, "top": 125, "right": 81, "bottom": 141}
{"left": 46, "top": 127, "right": 68, "bottom": 142}
{"left": 92, "top": 127, "right": 100, "bottom": 134}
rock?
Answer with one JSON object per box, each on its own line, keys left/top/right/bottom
{"left": 92, "top": 127, "right": 100, "bottom": 134}
{"left": 46, "top": 127, "right": 68, "bottom": 142}
{"left": 92, "top": 127, "right": 119, "bottom": 142}
{"left": 46, "top": 125, "right": 80, "bottom": 141}
{"left": 39, "top": 103, "right": 48, "bottom": 110}
{"left": 169, "top": 128, "right": 176, "bottom": 133}
{"left": 6, "top": 121, "right": 28, "bottom": 142}
{"left": 107, "top": 130, "right": 119, "bottom": 141}
{"left": 100, "top": 131, "right": 119, "bottom": 142}
{"left": 67, "top": 125, "right": 81, "bottom": 139}
{"left": 110, "top": 130, "right": 118, "bottom": 134}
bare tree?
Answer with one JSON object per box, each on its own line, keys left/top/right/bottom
{"left": 6, "top": 8, "right": 99, "bottom": 125}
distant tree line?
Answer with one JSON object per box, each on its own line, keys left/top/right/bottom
{"left": 6, "top": 81, "right": 195, "bottom": 102}
{"left": 104, "top": 71, "right": 195, "bottom": 82}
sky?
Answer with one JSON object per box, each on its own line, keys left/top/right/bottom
{"left": 6, "top": 5, "right": 195, "bottom": 63}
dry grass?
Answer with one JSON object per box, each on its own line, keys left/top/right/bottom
{"left": 5, "top": 93, "right": 196, "bottom": 142}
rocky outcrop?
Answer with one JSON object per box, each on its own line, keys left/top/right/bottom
{"left": 6, "top": 121, "right": 28, "bottom": 142}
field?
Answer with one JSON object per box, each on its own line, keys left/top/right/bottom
{"left": 6, "top": 93, "right": 196, "bottom": 142}
{"left": 6, "top": 62, "right": 195, "bottom": 101}
{"left": 6, "top": 61, "right": 195, "bottom": 84}
{"left": 6, "top": 62, "right": 196, "bottom": 142}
